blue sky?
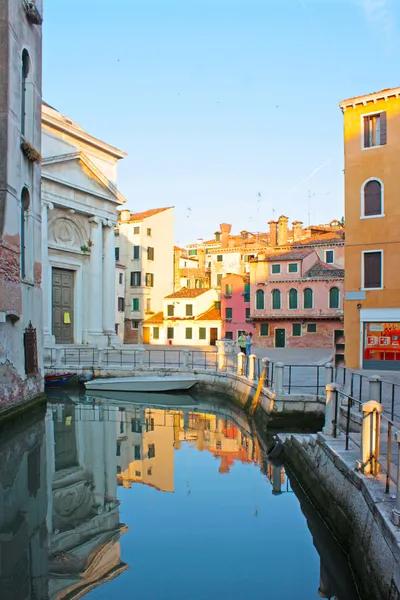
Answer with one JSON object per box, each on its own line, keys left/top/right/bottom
{"left": 43, "top": 0, "right": 400, "bottom": 244}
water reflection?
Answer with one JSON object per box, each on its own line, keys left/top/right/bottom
{"left": 0, "top": 391, "right": 360, "bottom": 600}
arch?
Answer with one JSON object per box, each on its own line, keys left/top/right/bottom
{"left": 256, "top": 289, "right": 265, "bottom": 310}
{"left": 303, "top": 287, "right": 313, "bottom": 309}
{"left": 20, "top": 187, "right": 30, "bottom": 278}
{"left": 329, "top": 286, "right": 340, "bottom": 309}
{"left": 361, "top": 178, "right": 383, "bottom": 218}
{"left": 272, "top": 289, "right": 281, "bottom": 310}
{"left": 289, "top": 288, "right": 298, "bottom": 310}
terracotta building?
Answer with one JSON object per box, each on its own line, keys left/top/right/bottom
{"left": 220, "top": 274, "right": 255, "bottom": 341}
{"left": 340, "top": 87, "right": 400, "bottom": 370}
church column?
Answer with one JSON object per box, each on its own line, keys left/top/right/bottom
{"left": 102, "top": 221, "right": 117, "bottom": 336}
{"left": 45, "top": 406, "right": 55, "bottom": 534}
{"left": 88, "top": 217, "right": 103, "bottom": 337}
{"left": 42, "top": 201, "right": 54, "bottom": 345}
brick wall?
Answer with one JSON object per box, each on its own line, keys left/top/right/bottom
{"left": 254, "top": 320, "right": 341, "bottom": 349}
{"left": 124, "top": 320, "right": 139, "bottom": 344}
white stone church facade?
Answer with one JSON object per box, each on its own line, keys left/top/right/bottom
{"left": 41, "top": 103, "right": 126, "bottom": 348}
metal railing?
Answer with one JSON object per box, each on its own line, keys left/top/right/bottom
{"left": 284, "top": 364, "right": 325, "bottom": 396}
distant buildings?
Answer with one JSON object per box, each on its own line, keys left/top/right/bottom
{"left": 0, "top": 0, "right": 44, "bottom": 405}
{"left": 115, "top": 262, "right": 126, "bottom": 342}
{"left": 340, "top": 87, "right": 400, "bottom": 370}
{"left": 220, "top": 274, "right": 254, "bottom": 341}
{"left": 116, "top": 207, "right": 174, "bottom": 344}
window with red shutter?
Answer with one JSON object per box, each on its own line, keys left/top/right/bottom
{"left": 363, "top": 251, "right": 382, "bottom": 289}
{"left": 364, "top": 180, "right": 382, "bottom": 216}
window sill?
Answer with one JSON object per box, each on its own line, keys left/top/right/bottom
{"left": 362, "top": 144, "right": 385, "bottom": 151}
{"left": 21, "top": 278, "right": 35, "bottom": 287}
{"left": 360, "top": 214, "right": 385, "bottom": 220}
{"left": 362, "top": 287, "right": 383, "bottom": 291}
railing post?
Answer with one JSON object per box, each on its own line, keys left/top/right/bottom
{"left": 369, "top": 375, "right": 381, "bottom": 402}
{"left": 98, "top": 349, "right": 104, "bottom": 368}
{"left": 274, "top": 362, "right": 284, "bottom": 395}
{"left": 324, "top": 362, "right": 334, "bottom": 386}
{"left": 261, "top": 358, "right": 270, "bottom": 385}
{"left": 271, "top": 465, "right": 282, "bottom": 495}
{"left": 237, "top": 352, "right": 245, "bottom": 376}
{"left": 182, "top": 349, "right": 191, "bottom": 368}
{"left": 248, "top": 354, "right": 257, "bottom": 381}
{"left": 323, "top": 383, "right": 338, "bottom": 437}
{"left": 391, "top": 432, "right": 400, "bottom": 526}
{"left": 55, "top": 348, "right": 63, "bottom": 368}
{"left": 216, "top": 340, "right": 226, "bottom": 372}
{"left": 137, "top": 348, "right": 145, "bottom": 366}
{"left": 358, "top": 400, "right": 383, "bottom": 475}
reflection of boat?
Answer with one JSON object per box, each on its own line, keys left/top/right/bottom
{"left": 45, "top": 372, "right": 76, "bottom": 387}
{"left": 85, "top": 390, "right": 198, "bottom": 407}
{"left": 85, "top": 376, "right": 198, "bottom": 393}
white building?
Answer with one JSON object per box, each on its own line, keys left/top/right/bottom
{"left": 115, "top": 261, "right": 126, "bottom": 342}
{"left": 143, "top": 288, "right": 221, "bottom": 346}
{"left": 116, "top": 207, "right": 174, "bottom": 344}
{"left": 41, "top": 103, "right": 127, "bottom": 348}
{"left": 0, "top": 0, "right": 44, "bottom": 405}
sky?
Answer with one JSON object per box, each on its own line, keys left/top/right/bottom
{"left": 43, "top": 0, "right": 400, "bottom": 245}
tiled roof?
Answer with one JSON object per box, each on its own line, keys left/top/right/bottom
{"left": 261, "top": 249, "right": 313, "bottom": 262}
{"left": 293, "top": 232, "right": 344, "bottom": 247}
{"left": 126, "top": 207, "right": 173, "bottom": 222}
{"left": 165, "top": 287, "right": 209, "bottom": 299}
{"left": 339, "top": 87, "right": 400, "bottom": 107}
{"left": 196, "top": 305, "right": 221, "bottom": 321}
{"left": 304, "top": 259, "right": 344, "bottom": 278}
{"left": 144, "top": 311, "right": 164, "bottom": 324}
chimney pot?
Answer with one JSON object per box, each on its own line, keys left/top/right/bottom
{"left": 268, "top": 220, "right": 277, "bottom": 247}
{"left": 219, "top": 223, "right": 232, "bottom": 247}
{"left": 277, "top": 215, "right": 289, "bottom": 246}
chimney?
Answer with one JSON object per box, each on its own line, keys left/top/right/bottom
{"left": 268, "top": 220, "right": 277, "bottom": 247}
{"left": 292, "top": 220, "right": 303, "bottom": 243}
{"left": 120, "top": 209, "right": 131, "bottom": 223}
{"left": 220, "top": 223, "right": 232, "bottom": 248}
{"left": 277, "top": 215, "right": 289, "bottom": 246}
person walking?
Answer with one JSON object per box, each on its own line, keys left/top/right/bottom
{"left": 246, "top": 332, "right": 253, "bottom": 356}
{"left": 238, "top": 332, "right": 246, "bottom": 354}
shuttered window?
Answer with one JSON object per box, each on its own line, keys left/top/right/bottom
{"left": 167, "top": 327, "right": 174, "bottom": 339}
{"left": 329, "top": 287, "right": 340, "bottom": 309}
{"left": 363, "top": 251, "right": 382, "bottom": 289}
{"left": 199, "top": 327, "right": 206, "bottom": 340}
{"left": 130, "top": 271, "right": 141, "bottom": 286}
{"left": 292, "top": 323, "right": 302, "bottom": 336}
{"left": 303, "top": 288, "right": 313, "bottom": 309}
{"left": 260, "top": 323, "right": 269, "bottom": 336}
{"left": 364, "top": 180, "right": 382, "bottom": 216}
{"left": 167, "top": 304, "right": 174, "bottom": 317}
{"left": 185, "top": 327, "right": 193, "bottom": 339}
{"left": 289, "top": 288, "right": 298, "bottom": 310}
{"left": 363, "top": 112, "right": 387, "bottom": 148}
{"left": 256, "top": 289, "right": 265, "bottom": 310}
{"left": 272, "top": 289, "right": 281, "bottom": 310}
{"left": 225, "top": 307, "right": 232, "bottom": 319}
{"left": 186, "top": 304, "right": 193, "bottom": 316}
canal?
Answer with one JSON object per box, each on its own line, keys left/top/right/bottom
{"left": 0, "top": 390, "right": 362, "bottom": 600}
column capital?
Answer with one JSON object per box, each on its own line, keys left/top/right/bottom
{"left": 102, "top": 219, "right": 117, "bottom": 228}
{"left": 89, "top": 216, "right": 101, "bottom": 225}
{"left": 42, "top": 201, "right": 54, "bottom": 211}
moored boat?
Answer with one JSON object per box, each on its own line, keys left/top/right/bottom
{"left": 45, "top": 372, "right": 77, "bottom": 387}
{"left": 84, "top": 375, "right": 198, "bottom": 393}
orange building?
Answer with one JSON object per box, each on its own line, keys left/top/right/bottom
{"left": 340, "top": 87, "right": 400, "bottom": 370}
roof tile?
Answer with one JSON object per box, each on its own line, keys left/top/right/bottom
{"left": 165, "top": 287, "right": 210, "bottom": 299}
{"left": 195, "top": 305, "right": 221, "bottom": 321}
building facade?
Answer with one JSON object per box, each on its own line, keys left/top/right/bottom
{"left": 250, "top": 248, "right": 344, "bottom": 349}
{"left": 173, "top": 245, "right": 211, "bottom": 291}
{"left": 115, "top": 262, "right": 126, "bottom": 342}
{"left": 41, "top": 103, "right": 126, "bottom": 348}
{"left": 340, "top": 88, "right": 400, "bottom": 370}
{"left": 116, "top": 207, "right": 174, "bottom": 344}
{"left": 220, "top": 274, "right": 254, "bottom": 341}
{"left": 0, "top": 0, "right": 44, "bottom": 405}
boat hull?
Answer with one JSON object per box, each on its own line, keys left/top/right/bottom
{"left": 45, "top": 373, "right": 76, "bottom": 388}
{"left": 84, "top": 376, "right": 198, "bottom": 393}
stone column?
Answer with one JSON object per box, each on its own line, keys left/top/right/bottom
{"left": 42, "top": 201, "right": 54, "bottom": 345}
{"left": 274, "top": 362, "right": 285, "bottom": 395}
{"left": 358, "top": 400, "right": 383, "bottom": 475}
{"left": 323, "top": 383, "right": 338, "bottom": 436}
{"left": 88, "top": 217, "right": 104, "bottom": 341}
{"left": 102, "top": 221, "right": 118, "bottom": 341}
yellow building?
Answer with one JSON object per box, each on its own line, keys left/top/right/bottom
{"left": 339, "top": 87, "right": 400, "bottom": 370}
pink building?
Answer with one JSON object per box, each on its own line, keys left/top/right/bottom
{"left": 221, "top": 274, "right": 255, "bottom": 341}
{"left": 250, "top": 248, "right": 344, "bottom": 348}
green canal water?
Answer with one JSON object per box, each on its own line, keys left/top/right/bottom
{"left": 0, "top": 390, "right": 362, "bottom": 600}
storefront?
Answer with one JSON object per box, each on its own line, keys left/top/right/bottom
{"left": 361, "top": 309, "right": 400, "bottom": 370}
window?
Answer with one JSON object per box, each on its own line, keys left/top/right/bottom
{"left": 292, "top": 323, "right": 302, "bottom": 337}
{"left": 147, "top": 246, "right": 155, "bottom": 260}
{"left": 116, "top": 442, "right": 121, "bottom": 457}
{"left": 167, "top": 305, "right": 174, "bottom": 317}
{"left": 329, "top": 287, "right": 340, "bottom": 309}
{"left": 148, "top": 444, "right": 156, "bottom": 458}
{"left": 260, "top": 323, "right": 269, "bottom": 336}
{"left": 119, "top": 273, "right": 123, "bottom": 284}
{"left": 134, "top": 226, "right": 140, "bottom": 235}
{"left": 217, "top": 255, "right": 223, "bottom": 262}
{"left": 186, "top": 304, "right": 193, "bottom": 316}
{"left": 134, "top": 445, "right": 141, "bottom": 460}
{"left": 115, "top": 324, "right": 119, "bottom": 334}
{"left": 363, "top": 180, "right": 383, "bottom": 217}
{"left": 216, "top": 274, "right": 223, "bottom": 287}
{"left": 147, "top": 228, "right": 152, "bottom": 236}
{"left": 132, "top": 298, "right": 139, "bottom": 311}
{"left": 215, "top": 232, "right": 221, "bottom": 241}
{"left": 131, "top": 320, "right": 140, "bottom": 329}
{"left": 256, "top": 289, "right": 265, "bottom": 310}
{"left": 245, "top": 307, "right": 250, "bottom": 319}
{"left": 117, "top": 466, "right": 121, "bottom": 474}
{"left": 146, "top": 418, "right": 155, "bottom": 432}
{"left": 195, "top": 279, "right": 203, "bottom": 288}
{"left": 325, "top": 250, "right": 334, "bottom": 264}
{"left": 118, "top": 297, "right": 125, "bottom": 311}
{"left": 185, "top": 327, "right": 193, "bottom": 339}
{"left": 225, "top": 307, "right": 233, "bottom": 320}
{"left": 167, "top": 327, "right": 174, "bottom": 339}
{"left": 225, "top": 284, "right": 232, "bottom": 296}
{"left": 21, "top": 50, "right": 30, "bottom": 136}
{"left": 20, "top": 187, "right": 30, "bottom": 279}
{"left": 115, "top": 247, "right": 120, "bottom": 261}
{"left": 363, "top": 112, "right": 386, "bottom": 148}
{"left": 307, "top": 323, "right": 317, "bottom": 333}
{"left": 363, "top": 251, "right": 382, "bottom": 289}
{"left": 135, "top": 471, "right": 141, "bottom": 477}
{"left": 289, "top": 288, "right": 298, "bottom": 310}
{"left": 288, "top": 263, "right": 298, "bottom": 273}
{"left": 188, "top": 249, "right": 197, "bottom": 256}
{"left": 271, "top": 264, "right": 281, "bottom": 274}
{"left": 133, "top": 245, "right": 140, "bottom": 259}
{"left": 130, "top": 271, "right": 141, "bottom": 286}
{"left": 147, "top": 468, "right": 152, "bottom": 476}
{"left": 153, "top": 327, "right": 160, "bottom": 339}
{"left": 225, "top": 331, "right": 233, "bottom": 340}
{"left": 244, "top": 282, "right": 250, "bottom": 303}
{"left": 146, "top": 298, "right": 151, "bottom": 312}
{"left": 145, "top": 273, "right": 154, "bottom": 287}
{"left": 186, "top": 279, "right": 190, "bottom": 288}
{"left": 303, "top": 288, "right": 313, "bottom": 309}
{"left": 131, "top": 418, "right": 142, "bottom": 433}
{"left": 199, "top": 327, "right": 206, "bottom": 340}
{"left": 272, "top": 289, "right": 281, "bottom": 310}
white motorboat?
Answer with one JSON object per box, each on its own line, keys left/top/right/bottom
{"left": 84, "top": 375, "right": 198, "bottom": 393}
{"left": 85, "top": 390, "right": 198, "bottom": 406}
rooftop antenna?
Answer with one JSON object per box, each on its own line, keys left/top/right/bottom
{"left": 308, "top": 190, "right": 315, "bottom": 226}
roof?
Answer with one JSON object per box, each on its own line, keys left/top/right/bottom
{"left": 304, "top": 259, "right": 344, "bottom": 279}
{"left": 196, "top": 305, "right": 221, "bottom": 321}
{"left": 144, "top": 311, "right": 164, "bottom": 324}
{"left": 293, "top": 232, "right": 344, "bottom": 247}
{"left": 165, "top": 287, "right": 209, "bottom": 299}
{"left": 124, "top": 207, "right": 173, "bottom": 222}
{"left": 260, "top": 249, "right": 313, "bottom": 262}
{"left": 339, "top": 87, "right": 400, "bottom": 110}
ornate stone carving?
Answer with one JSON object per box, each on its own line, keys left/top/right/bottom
{"left": 49, "top": 213, "right": 88, "bottom": 251}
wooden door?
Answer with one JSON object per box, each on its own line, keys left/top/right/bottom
{"left": 210, "top": 328, "right": 218, "bottom": 346}
{"left": 143, "top": 327, "right": 150, "bottom": 344}
{"left": 52, "top": 268, "right": 74, "bottom": 344}
{"left": 275, "top": 328, "right": 286, "bottom": 348}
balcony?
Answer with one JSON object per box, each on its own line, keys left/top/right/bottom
{"left": 22, "top": 0, "right": 43, "bottom": 24}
